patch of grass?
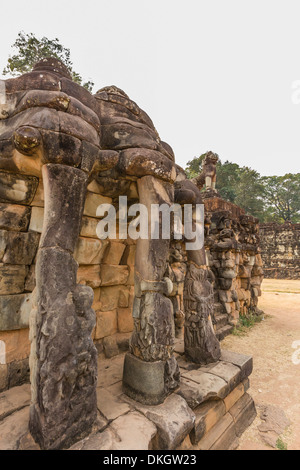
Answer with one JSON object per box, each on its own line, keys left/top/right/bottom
{"left": 232, "top": 311, "right": 264, "bottom": 336}
{"left": 276, "top": 437, "right": 288, "bottom": 450}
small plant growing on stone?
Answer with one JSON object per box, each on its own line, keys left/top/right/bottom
{"left": 276, "top": 437, "right": 288, "bottom": 450}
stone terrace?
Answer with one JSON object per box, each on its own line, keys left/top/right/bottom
{"left": 0, "top": 343, "right": 256, "bottom": 451}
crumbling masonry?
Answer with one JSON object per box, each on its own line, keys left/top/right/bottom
{"left": 0, "top": 58, "right": 261, "bottom": 450}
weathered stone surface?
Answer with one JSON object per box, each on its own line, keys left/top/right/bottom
{"left": 190, "top": 399, "right": 226, "bottom": 444}
{"left": 119, "top": 148, "right": 176, "bottom": 182}
{"left": 69, "top": 429, "right": 115, "bottom": 450}
{"left": 95, "top": 310, "right": 118, "bottom": 339}
{"left": 0, "top": 203, "right": 31, "bottom": 232}
{"left": 96, "top": 388, "right": 131, "bottom": 420}
{"left": 220, "top": 350, "right": 253, "bottom": 381}
{"left": 224, "top": 383, "right": 244, "bottom": 412}
{"left": 0, "top": 406, "right": 30, "bottom": 450}
{"left": 77, "top": 265, "right": 101, "bottom": 288}
{"left": 117, "top": 307, "right": 134, "bottom": 333}
{"left": 0, "top": 383, "right": 31, "bottom": 420}
{"left": 83, "top": 192, "right": 112, "bottom": 218}
{"left": 109, "top": 411, "right": 157, "bottom": 450}
{"left": 122, "top": 353, "right": 166, "bottom": 405}
{"left": 0, "top": 293, "right": 33, "bottom": 330}
{"left": 184, "top": 263, "right": 221, "bottom": 364}
{"left": 0, "top": 171, "right": 38, "bottom": 204}
{"left": 79, "top": 215, "right": 98, "bottom": 238}
{"left": 229, "top": 393, "right": 256, "bottom": 437}
{"left": 0, "top": 230, "right": 40, "bottom": 265}
{"left": 100, "top": 265, "right": 129, "bottom": 286}
{"left": 259, "top": 405, "right": 290, "bottom": 434}
{"left": 95, "top": 286, "right": 121, "bottom": 312}
{"left": 39, "top": 164, "right": 88, "bottom": 253}
{"left": 120, "top": 244, "right": 136, "bottom": 266}
{"left": 118, "top": 286, "right": 132, "bottom": 308}
{"left": 123, "top": 393, "right": 195, "bottom": 450}
{"left": 0, "top": 328, "right": 30, "bottom": 363}
{"left": 103, "top": 335, "right": 119, "bottom": 358}
{"left": 102, "top": 241, "right": 126, "bottom": 265}
{"left": 18, "top": 431, "right": 40, "bottom": 450}
{"left": 7, "top": 358, "right": 30, "bottom": 388}
{"left": 209, "top": 418, "right": 238, "bottom": 450}
{"left": 0, "top": 263, "right": 27, "bottom": 294}
{"left": 30, "top": 180, "right": 44, "bottom": 207}
{"left": 195, "top": 412, "right": 235, "bottom": 450}
{"left": 260, "top": 222, "right": 300, "bottom": 279}
{"left": 74, "top": 237, "right": 109, "bottom": 265}
{"left": 30, "top": 162, "right": 98, "bottom": 450}
{"left": 208, "top": 361, "right": 242, "bottom": 392}
{"left": 0, "top": 364, "right": 7, "bottom": 391}
{"left": 177, "top": 373, "right": 228, "bottom": 409}
{"left": 28, "top": 206, "right": 44, "bottom": 233}
{"left": 24, "top": 264, "right": 36, "bottom": 292}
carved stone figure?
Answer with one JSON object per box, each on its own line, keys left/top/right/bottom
{"left": 0, "top": 58, "right": 118, "bottom": 449}
{"left": 184, "top": 262, "right": 221, "bottom": 363}
{"left": 192, "top": 151, "right": 219, "bottom": 192}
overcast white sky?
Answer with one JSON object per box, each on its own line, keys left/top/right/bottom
{"left": 0, "top": 0, "right": 299, "bottom": 176}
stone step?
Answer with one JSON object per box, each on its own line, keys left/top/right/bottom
{"left": 216, "top": 325, "right": 234, "bottom": 341}
{"left": 214, "top": 303, "right": 225, "bottom": 315}
{"left": 214, "top": 314, "right": 229, "bottom": 329}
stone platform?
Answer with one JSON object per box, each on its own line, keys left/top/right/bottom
{"left": 0, "top": 345, "right": 256, "bottom": 450}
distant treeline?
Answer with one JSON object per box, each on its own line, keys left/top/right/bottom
{"left": 185, "top": 154, "right": 300, "bottom": 223}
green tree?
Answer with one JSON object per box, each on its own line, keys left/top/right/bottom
{"left": 234, "top": 167, "right": 265, "bottom": 219}
{"left": 262, "top": 174, "right": 300, "bottom": 222}
{"left": 216, "top": 161, "right": 240, "bottom": 203}
{"left": 185, "top": 155, "right": 266, "bottom": 219}
{"left": 185, "top": 153, "right": 206, "bottom": 179}
{"left": 2, "top": 32, "right": 94, "bottom": 92}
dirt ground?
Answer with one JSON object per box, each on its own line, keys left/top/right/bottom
{"left": 222, "top": 279, "right": 300, "bottom": 450}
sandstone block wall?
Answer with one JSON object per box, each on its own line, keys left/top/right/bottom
{"left": 204, "top": 197, "right": 263, "bottom": 338}
{"left": 260, "top": 222, "right": 300, "bottom": 279}
{"left": 0, "top": 173, "right": 139, "bottom": 391}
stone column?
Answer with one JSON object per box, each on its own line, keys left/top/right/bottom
{"left": 29, "top": 163, "right": 98, "bottom": 450}
{"left": 123, "top": 176, "right": 180, "bottom": 405}
{"left": 183, "top": 204, "right": 221, "bottom": 365}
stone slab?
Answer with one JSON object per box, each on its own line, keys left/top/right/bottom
{"left": 0, "top": 230, "right": 40, "bottom": 265}
{"left": 96, "top": 388, "right": 131, "bottom": 421}
{"left": 0, "top": 204, "right": 31, "bottom": 232}
{"left": 28, "top": 206, "right": 44, "bottom": 233}
{"left": 220, "top": 349, "right": 253, "bottom": 380}
{"left": 195, "top": 412, "right": 235, "bottom": 450}
{"left": 179, "top": 371, "right": 228, "bottom": 407}
{"left": 229, "top": 392, "right": 257, "bottom": 437}
{"left": 0, "top": 293, "right": 33, "bottom": 330}
{"left": 109, "top": 411, "right": 157, "bottom": 450}
{"left": 123, "top": 393, "right": 195, "bottom": 450}
{"left": 0, "top": 171, "right": 38, "bottom": 205}
{"left": 100, "top": 265, "right": 129, "bottom": 286}
{"left": 190, "top": 399, "right": 226, "bottom": 444}
{"left": 0, "top": 406, "right": 30, "bottom": 450}
{"left": 0, "top": 264, "right": 27, "bottom": 295}
{"left": 74, "top": 237, "right": 109, "bottom": 265}
{"left": 207, "top": 361, "right": 242, "bottom": 392}
{"left": 0, "top": 383, "right": 31, "bottom": 420}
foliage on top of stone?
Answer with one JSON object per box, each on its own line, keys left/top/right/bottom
{"left": 2, "top": 32, "right": 94, "bottom": 92}
{"left": 185, "top": 154, "right": 300, "bottom": 223}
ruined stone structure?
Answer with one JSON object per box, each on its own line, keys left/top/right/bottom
{"left": 260, "top": 222, "right": 300, "bottom": 279}
{"left": 204, "top": 197, "right": 263, "bottom": 336}
{"left": 0, "top": 59, "right": 258, "bottom": 450}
